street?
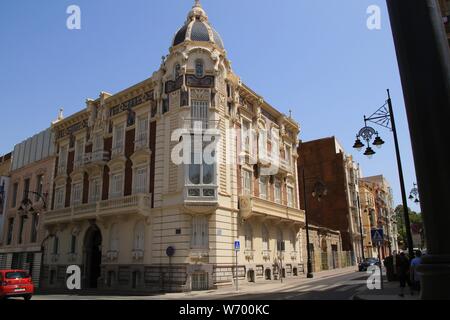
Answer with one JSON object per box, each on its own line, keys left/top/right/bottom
{"left": 4, "top": 269, "right": 371, "bottom": 301}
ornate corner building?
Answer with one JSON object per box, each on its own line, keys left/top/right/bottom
{"left": 39, "top": 1, "right": 314, "bottom": 292}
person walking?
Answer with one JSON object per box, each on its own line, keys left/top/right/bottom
{"left": 410, "top": 250, "right": 422, "bottom": 292}
{"left": 396, "top": 251, "right": 413, "bottom": 297}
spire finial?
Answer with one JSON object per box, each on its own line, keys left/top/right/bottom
{"left": 194, "top": 0, "right": 201, "bottom": 8}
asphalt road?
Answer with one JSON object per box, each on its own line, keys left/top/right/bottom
{"left": 4, "top": 270, "right": 369, "bottom": 301}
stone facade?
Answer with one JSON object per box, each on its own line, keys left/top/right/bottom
{"left": 38, "top": 1, "right": 311, "bottom": 292}
{"left": 0, "top": 153, "right": 12, "bottom": 245}
{"left": 0, "top": 129, "right": 56, "bottom": 287}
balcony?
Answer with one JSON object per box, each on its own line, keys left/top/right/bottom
{"left": 84, "top": 150, "right": 110, "bottom": 166}
{"left": 189, "top": 248, "right": 210, "bottom": 261}
{"left": 44, "top": 193, "right": 152, "bottom": 224}
{"left": 132, "top": 249, "right": 144, "bottom": 261}
{"left": 239, "top": 195, "right": 305, "bottom": 223}
{"left": 262, "top": 250, "right": 271, "bottom": 260}
{"left": 244, "top": 250, "right": 255, "bottom": 260}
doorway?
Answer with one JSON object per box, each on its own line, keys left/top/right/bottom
{"left": 84, "top": 225, "right": 102, "bottom": 289}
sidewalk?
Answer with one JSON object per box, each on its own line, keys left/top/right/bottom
{"left": 353, "top": 277, "right": 420, "bottom": 300}
{"left": 163, "top": 266, "right": 358, "bottom": 299}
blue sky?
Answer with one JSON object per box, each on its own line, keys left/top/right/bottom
{"left": 0, "top": 0, "right": 419, "bottom": 210}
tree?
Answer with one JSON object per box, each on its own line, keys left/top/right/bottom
{"left": 394, "top": 205, "right": 423, "bottom": 247}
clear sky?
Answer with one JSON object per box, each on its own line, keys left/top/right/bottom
{"left": 0, "top": 0, "right": 420, "bottom": 211}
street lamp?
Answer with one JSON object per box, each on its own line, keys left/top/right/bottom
{"left": 301, "top": 168, "right": 327, "bottom": 279}
{"left": 409, "top": 183, "right": 420, "bottom": 204}
{"left": 353, "top": 89, "right": 414, "bottom": 260}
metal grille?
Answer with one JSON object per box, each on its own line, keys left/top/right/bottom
{"left": 191, "top": 273, "right": 208, "bottom": 291}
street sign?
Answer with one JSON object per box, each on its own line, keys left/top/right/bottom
{"left": 371, "top": 228, "right": 384, "bottom": 245}
{"left": 234, "top": 240, "right": 240, "bottom": 251}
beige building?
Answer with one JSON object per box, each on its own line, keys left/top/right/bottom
{"left": 360, "top": 175, "right": 399, "bottom": 258}
{"left": 359, "top": 179, "right": 377, "bottom": 258}
{"left": 0, "top": 128, "right": 56, "bottom": 286}
{"left": 40, "top": 1, "right": 315, "bottom": 292}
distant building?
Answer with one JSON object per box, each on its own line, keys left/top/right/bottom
{"left": 0, "top": 153, "right": 12, "bottom": 245}
{"left": 0, "top": 128, "right": 56, "bottom": 287}
{"left": 360, "top": 175, "right": 399, "bottom": 258}
{"left": 297, "top": 137, "right": 363, "bottom": 264}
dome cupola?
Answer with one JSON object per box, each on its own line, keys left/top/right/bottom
{"left": 172, "top": 0, "right": 224, "bottom": 49}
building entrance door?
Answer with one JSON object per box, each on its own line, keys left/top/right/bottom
{"left": 83, "top": 225, "right": 102, "bottom": 289}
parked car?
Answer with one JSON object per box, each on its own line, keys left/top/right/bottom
{"left": 0, "top": 270, "right": 34, "bottom": 300}
{"left": 358, "top": 258, "right": 380, "bottom": 271}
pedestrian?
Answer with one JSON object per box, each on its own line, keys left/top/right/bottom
{"left": 396, "top": 252, "right": 413, "bottom": 297}
{"left": 410, "top": 250, "right": 422, "bottom": 292}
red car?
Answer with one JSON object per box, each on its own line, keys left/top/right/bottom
{"left": 0, "top": 270, "right": 34, "bottom": 300}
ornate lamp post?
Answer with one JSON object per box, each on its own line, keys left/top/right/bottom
{"left": 353, "top": 90, "right": 414, "bottom": 260}
{"left": 409, "top": 183, "right": 420, "bottom": 204}
{"left": 301, "top": 169, "right": 327, "bottom": 278}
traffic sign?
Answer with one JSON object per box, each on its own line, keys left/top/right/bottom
{"left": 234, "top": 240, "right": 240, "bottom": 251}
{"left": 371, "top": 229, "right": 384, "bottom": 245}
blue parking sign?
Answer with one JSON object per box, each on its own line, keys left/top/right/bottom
{"left": 234, "top": 240, "right": 240, "bottom": 251}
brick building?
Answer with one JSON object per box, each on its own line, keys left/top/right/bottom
{"left": 297, "top": 137, "right": 363, "bottom": 264}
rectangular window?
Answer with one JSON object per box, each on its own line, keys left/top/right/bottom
{"left": 287, "top": 186, "right": 294, "bottom": 207}
{"left": 93, "top": 133, "right": 103, "bottom": 152}
{"left": 136, "top": 116, "right": 149, "bottom": 147}
{"left": 275, "top": 180, "right": 282, "bottom": 204}
{"left": 30, "top": 213, "right": 38, "bottom": 243}
{"left": 188, "top": 138, "right": 215, "bottom": 186}
{"left": 75, "top": 139, "right": 85, "bottom": 167}
{"left": 35, "top": 175, "right": 43, "bottom": 202}
{"left": 53, "top": 236, "right": 59, "bottom": 255}
{"left": 58, "top": 145, "right": 68, "bottom": 174}
{"left": 18, "top": 215, "right": 26, "bottom": 244}
{"left": 71, "top": 183, "right": 82, "bottom": 206}
{"left": 259, "top": 129, "right": 267, "bottom": 158}
{"left": 242, "top": 170, "right": 252, "bottom": 195}
{"left": 134, "top": 167, "right": 148, "bottom": 194}
{"left": 191, "top": 216, "right": 209, "bottom": 249}
{"left": 259, "top": 176, "right": 268, "bottom": 200}
{"left": 70, "top": 235, "right": 77, "bottom": 254}
{"left": 191, "top": 100, "right": 209, "bottom": 128}
{"left": 242, "top": 120, "right": 251, "bottom": 153}
{"left": 11, "top": 183, "right": 18, "bottom": 208}
{"left": 285, "top": 146, "right": 292, "bottom": 165}
{"left": 6, "top": 218, "right": 14, "bottom": 245}
{"left": 89, "top": 177, "right": 101, "bottom": 203}
{"left": 54, "top": 187, "right": 65, "bottom": 209}
{"left": 110, "top": 173, "right": 123, "bottom": 198}
{"left": 112, "top": 124, "right": 125, "bottom": 155}
{"left": 23, "top": 178, "right": 30, "bottom": 201}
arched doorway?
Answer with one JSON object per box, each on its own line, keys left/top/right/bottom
{"left": 83, "top": 225, "right": 102, "bottom": 289}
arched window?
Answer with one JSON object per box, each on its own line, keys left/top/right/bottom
{"left": 109, "top": 223, "right": 119, "bottom": 252}
{"left": 244, "top": 223, "right": 253, "bottom": 250}
{"left": 174, "top": 63, "right": 181, "bottom": 78}
{"left": 195, "top": 59, "right": 204, "bottom": 77}
{"left": 133, "top": 221, "right": 145, "bottom": 251}
{"left": 262, "top": 224, "right": 269, "bottom": 251}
